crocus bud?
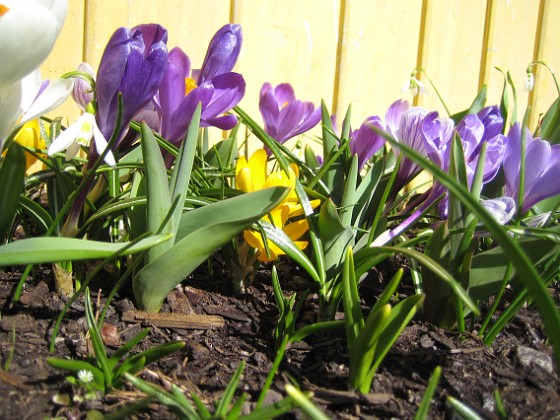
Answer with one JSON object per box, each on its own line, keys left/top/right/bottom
{"left": 96, "top": 24, "right": 169, "bottom": 142}
{"left": 197, "top": 24, "right": 242, "bottom": 85}
{"left": 71, "top": 62, "right": 95, "bottom": 111}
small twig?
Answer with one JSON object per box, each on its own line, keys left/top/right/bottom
{"left": 122, "top": 311, "right": 225, "bottom": 330}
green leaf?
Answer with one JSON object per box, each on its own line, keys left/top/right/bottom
{"left": 341, "top": 247, "right": 363, "bottom": 348}
{"left": 169, "top": 103, "right": 201, "bottom": 237}
{"left": 469, "top": 236, "right": 559, "bottom": 303}
{"left": 450, "top": 85, "right": 487, "bottom": 123}
{"left": 414, "top": 366, "right": 442, "bottom": 420}
{"left": 318, "top": 199, "right": 354, "bottom": 281}
{"left": 258, "top": 219, "right": 321, "bottom": 285}
{"left": 18, "top": 195, "right": 53, "bottom": 234}
{"left": 0, "top": 234, "right": 171, "bottom": 266}
{"left": 0, "top": 142, "right": 26, "bottom": 242}
{"left": 215, "top": 362, "right": 245, "bottom": 417}
{"left": 109, "top": 328, "right": 150, "bottom": 367}
{"left": 124, "top": 373, "right": 199, "bottom": 419}
{"left": 367, "top": 294, "right": 424, "bottom": 384}
{"left": 540, "top": 96, "right": 560, "bottom": 144}
{"left": 85, "top": 289, "right": 113, "bottom": 388}
{"left": 47, "top": 359, "right": 106, "bottom": 394}
{"left": 140, "top": 122, "right": 173, "bottom": 262}
{"left": 133, "top": 187, "right": 288, "bottom": 311}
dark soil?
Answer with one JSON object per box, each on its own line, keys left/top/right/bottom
{"left": 0, "top": 263, "right": 558, "bottom": 419}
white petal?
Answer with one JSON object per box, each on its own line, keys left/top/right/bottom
{"left": 0, "top": 5, "right": 62, "bottom": 83}
{"left": 93, "top": 123, "right": 116, "bottom": 167}
{"left": 0, "top": 81, "right": 23, "bottom": 149}
{"left": 20, "top": 78, "right": 74, "bottom": 125}
{"left": 48, "top": 119, "right": 82, "bottom": 155}
{"left": 480, "top": 197, "right": 517, "bottom": 225}
{"left": 65, "top": 141, "right": 81, "bottom": 161}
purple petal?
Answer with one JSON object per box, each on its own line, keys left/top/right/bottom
{"left": 385, "top": 99, "right": 409, "bottom": 138}
{"left": 201, "top": 72, "right": 245, "bottom": 121}
{"left": 350, "top": 116, "right": 385, "bottom": 170}
{"left": 198, "top": 24, "right": 242, "bottom": 84}
{"left": 160, "top": 47, "right": 191, "bottom": 137}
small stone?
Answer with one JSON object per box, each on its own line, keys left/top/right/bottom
{"left": 515, "top": 346, "right": 554, "bottom": 374}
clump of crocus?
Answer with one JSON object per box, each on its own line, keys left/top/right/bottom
{"left": 259, "top": 82, "right": 321, "bottom": 149}
{"left": 236, "top": 148, "right": 319, "bottom": 262}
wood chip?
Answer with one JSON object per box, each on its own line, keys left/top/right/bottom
{"left": 122, "top": 310, "right": 225, "bottom": 330}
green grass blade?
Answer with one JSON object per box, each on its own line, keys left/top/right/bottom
{"left": 414, "top": 366, "right": 442, "bottom": 420}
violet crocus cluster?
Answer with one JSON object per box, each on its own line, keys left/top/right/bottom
{"left": 372, "top": 104, "right": 509, "bottom": 246}
{"left": 60, "top": 23, "right": 245, "bottom": 163}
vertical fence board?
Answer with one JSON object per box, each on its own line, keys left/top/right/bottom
{"left": 231, "top": 0, "right": 340, "bottom": 150}
{"left": 531, "top": 0, "right": 560, "bottom": 128}
{"left": 481, "top": 0, "right": 540, "bottom": 124}
{"left": 334, "top": 0, "right": 423, "bottom": 122}
{"left": 39, "top": 0, "right": 86, "bottom": 122}
{"left": 416, "top": 0, "right": 487, "bottom": 115}
{"left": 84, "top": 0, "right": 230, "bottom": 68}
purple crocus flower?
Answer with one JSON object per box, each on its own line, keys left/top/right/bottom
{"left": 259, "top": 82, "right": 321, "bottom": 146}
{"left": 455, "top": 106, "right": 505, "bottom": 184}
{"left": 504, "top": 123, "right": 560, "bottom": 213}
{"left": 385, "top": 100, "right": 441, "bottom": 192}
{"left": 95, "top": 24, "right": 169, "bottom": 144}
{"left": 158, "top": 25, "right": 245, "bottom": 146}
{"left": 349, "top": 116, "right": 385, "bottom": 171}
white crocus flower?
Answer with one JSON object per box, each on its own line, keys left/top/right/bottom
{"left": 0, "top": 0, "right": 67, "bottom": 84}
{"left": 0, "top": 0, "right": 69, "bottom": 151}
{"left": 48, "top": 112, "right": 116, "bottom": 167}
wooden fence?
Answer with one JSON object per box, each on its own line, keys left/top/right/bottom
{"left": 41, "top": 0, "right": 559, "bottom": 139}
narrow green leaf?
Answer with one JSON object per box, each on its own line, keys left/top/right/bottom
{"left": 0, "top": 234, "right": 172, "bottom": 266}
{"left": 414, "top": 366, "right": 442, "bottom": 420}
{"left": 342, "top": 246, "right": 363, "bottom": 347}
{"left": 140, "top": 122, "right": 173, "bottom": 262}
{"left": 0, "top": 142, "right": 26, "bottom": 242}
{"left": 215, "top": 362, "right": 245, "bottom": 417}
{"left": 47, "top": 358, "right": 105, "bottom": 394}
{"left": 169, "top": 103, "right": 201, "bottom": 237}
{"left": 259, "top": 219, "right": 321, "bottom": 285}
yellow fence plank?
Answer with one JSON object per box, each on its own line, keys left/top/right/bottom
{"left": 334, "top": 0, "right": 423, "bottom": 122}
{"left": 39, "top": 0, "right": 86, "bottom": 122}
{"left": 531, "top": 0, "right": 560, "bottom": 128}
{"left": 416, "top": 0, "right": 487, "bottom": 115}
{"left": 232, "top": 0, "right": 340, "bottom": 151}
{"left": 481, "top": 0, "right": 540, "bottom": 125}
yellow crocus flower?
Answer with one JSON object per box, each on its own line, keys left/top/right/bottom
{"left": 236, "top": 148, "right": 320, "bottom": 262}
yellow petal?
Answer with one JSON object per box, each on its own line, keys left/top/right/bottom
{"left": 282, "top": 219, "right": 309, "bottom": 242}
{"left": 14, "top": 119, "right": 47, "bottom": 171}
{"left": 236, "top": 167, "right": 254, "bottom": 192}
